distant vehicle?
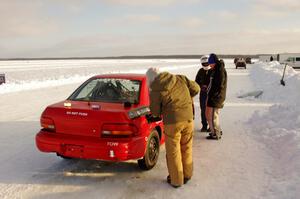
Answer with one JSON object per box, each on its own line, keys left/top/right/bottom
{"left": 284, "top": 57, "right": 300, "bottom": 69}
{"left": 0, "top": 74, "right": 5, "bottom": 85}
{"left": 235, "top": 58, "right": 247, "bottom": 69}
{"left": 35, "top": 74, "right": 164, "bottom": 170}
{"left": 277, "top": 53, "right": 300, "bottom": 69}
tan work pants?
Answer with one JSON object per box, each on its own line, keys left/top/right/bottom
{"left": 164, "top": 120, "right": 194, "bottom": 186}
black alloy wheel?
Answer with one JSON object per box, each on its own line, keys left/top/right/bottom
{"left": 138, "top": 130, "right": 160, "bottom": 170}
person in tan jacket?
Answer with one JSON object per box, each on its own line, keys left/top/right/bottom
{"left": 146, "top": 68, "right": 200, "bottom": 188}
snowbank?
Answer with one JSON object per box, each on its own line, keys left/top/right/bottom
{"left": 247, "top": 61, "right": 300, "bottom": 198}
{"left": 250, "top": 61, "right": 300, "bottom": 104}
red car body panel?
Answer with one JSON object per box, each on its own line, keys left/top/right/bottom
{"left": 36, "top": 74, "right": 164, "bottom": 161}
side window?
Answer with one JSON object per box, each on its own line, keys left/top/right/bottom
{"left": 296, "top": 57, "right": 300, "bottom": 62}
{"left": 76, "top": 80, "right": 98, "bottom": 99}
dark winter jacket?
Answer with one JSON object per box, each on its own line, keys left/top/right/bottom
{"left": 207, "top": 60, "right": 227, "bottom": 108}
{"left": 195, "top": 68, "right": 211, "bottom": 92}
{"left": 149, "top": 72, "right": 200, "bottom": 124}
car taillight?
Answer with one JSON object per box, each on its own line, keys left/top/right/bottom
{"left": 102, "top": 124, "right": 138, "bottom": 137}
{"left": 127, "top": 106, "right": 150, "bottom": 119}
{"left": 40, "top": 117, "right": 56, "bottom": 132}
{"left": 102, "top": 130, "right": 133, "bottom": 136}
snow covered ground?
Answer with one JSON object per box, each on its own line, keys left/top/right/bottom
{"left": 0, "top": 59, "right": 299, "bottom": 199}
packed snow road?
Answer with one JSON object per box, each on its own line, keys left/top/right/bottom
{"left": 0, "top": 59, "right": 298, "bottom": 199}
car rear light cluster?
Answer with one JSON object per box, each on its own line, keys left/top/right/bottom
{"left": 41, "top": 117, "right": 56, "bottom": 132}
{"left": 102, "top": 124, "right": 138, "bottom": 138}
{"left": 127, "top": 106, "right": 150, "bottom": 119}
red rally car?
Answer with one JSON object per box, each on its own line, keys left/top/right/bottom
{"left": 36, "top": 74, "right": 164, "bottom": 170}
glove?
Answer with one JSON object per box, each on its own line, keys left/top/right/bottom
{"left": 146, "top": 114, "right": 162, "bottom": 122}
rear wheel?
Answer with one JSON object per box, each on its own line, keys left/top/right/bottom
{"left": 138, "top": 130, "right": 160, "bottom": 170}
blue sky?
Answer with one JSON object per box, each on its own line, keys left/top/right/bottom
{"left": 0, "top": 0, "right": 299, "bottom": 58}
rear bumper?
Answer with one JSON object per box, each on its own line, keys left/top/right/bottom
{"left": 36, "top": 130, "right": 147, "bottom": 161}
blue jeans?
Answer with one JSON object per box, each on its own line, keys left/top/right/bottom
{"left": 199, "top": 91, "right": 208, "bottom": 128}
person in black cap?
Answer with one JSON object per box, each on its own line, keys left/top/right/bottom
{"left": 206, "top": 53, "right": 227, "bottom": 140}
{"left": 195, "top": 55, "right": 211, "bottom": 132}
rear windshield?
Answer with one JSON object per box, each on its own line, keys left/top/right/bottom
{"left": 68, "top": 78, "right": 141, "bottom": 104}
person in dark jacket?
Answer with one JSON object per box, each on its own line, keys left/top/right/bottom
{"left": 146, "top": 68, "right": 200, "bottom": 188}
{"left": 195, "top": 55, "right": 211, "bottom": 132}
{"left": 206, "top": 53, "right": 227, "bottom": 140}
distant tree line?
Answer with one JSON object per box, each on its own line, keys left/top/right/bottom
{"left": 0, "top": 54, "right": 261, "bottom": 61}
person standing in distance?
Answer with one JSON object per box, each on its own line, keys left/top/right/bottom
{"left": 146, "top": 68, "right": 200, "bottom": 188}
{"left": 206, "top": 53, "right": 227, "bottom": 140}
{"left": 195, "top": 55, "right": 211, "bottom": 132}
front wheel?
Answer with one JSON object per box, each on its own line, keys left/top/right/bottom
{"left": 138, "top": 130, "right": 160, "bottom": 170}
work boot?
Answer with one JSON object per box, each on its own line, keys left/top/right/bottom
{"left": 184, "top": 177, "right": 191, "bottom": 184}
{"left": 206, "top": 133, "right": 221, "bottom": 140}
{"left": 166, "top": 175, "right": 181, "bottom": 188}
{"left": 167, "top": 175, "right": 171, "bottom": 183}
{"left": 167, "top": 175, "right": 190, "bottom": 185}
{"left": 200, "top": 126, "right": 208, "bottom": 132}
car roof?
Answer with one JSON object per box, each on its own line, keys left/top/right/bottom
{"left": 92, "top": 73, "right": 146, "bottom": 81}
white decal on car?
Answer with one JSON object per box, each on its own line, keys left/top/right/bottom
{"left": 66, "top": 111, "right": 88, "bottom": 116}
{"left": 107, "top": 142, "right": 119, "bottom": 147}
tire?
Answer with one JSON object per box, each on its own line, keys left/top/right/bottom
{"left": 138, "top": 130, "right": 160, "bottom": 170}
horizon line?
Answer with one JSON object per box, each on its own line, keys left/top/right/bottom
{"left": 0, "top": 54, "right": 265, "bottom": 61}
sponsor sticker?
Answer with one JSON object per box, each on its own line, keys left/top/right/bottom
{"left": 66, "top": 111, "right": 88, "bottom": 116}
